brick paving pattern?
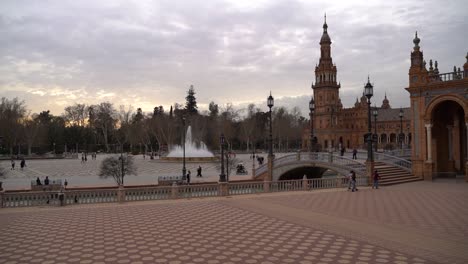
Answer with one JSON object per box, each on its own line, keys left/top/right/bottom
{"left": 253, "top": 181, "right": 468, "bottom": 241}
{"left": 0, "top": 200, "right": 433, "bottom": 264}
{"left": 2, "top": 181, "right": 465, "bottom": 264}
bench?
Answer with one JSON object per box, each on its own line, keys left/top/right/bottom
{"left": 31, "top": 179, "right": 63, "bottom": 191}
{"left": 158, "top": 175, "right": 184, "bottom": 186}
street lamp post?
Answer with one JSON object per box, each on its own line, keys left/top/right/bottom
{"left": 373, "top": 106, "right": 378, "bottom": 153}
{"left": 182, "top": 117, "right": 187, "bottom": 181}
{"left": 120, "top": 143, "right": 124, "bottom": 185}
{"left": 266, "top": 93, "right": 274, "bottom": 183}
{"left": 309, "top": 97, "right": 315, "bottom": 152}
{"left": 364, "top": 77, "right": 374, "bottom": 163}
{"left": 219, "top": 134, "right": 226, "bottom": 182}
{"left": 399, "top": 108, "right": 404, "bottom": 150}
{"left": 364, "top": 77, "right": 375, "bottom": 186}
{"left": 267, "top": 93, "right": 274, "bottom": 157}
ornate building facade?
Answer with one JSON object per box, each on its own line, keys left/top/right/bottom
{"left": 406, "top": 33, "right": 468, "bottom": 180}
{"left": 303, "top": 19, "right": 412, "bottom": 152}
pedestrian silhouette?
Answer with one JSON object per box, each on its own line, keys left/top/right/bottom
{"left": 187, "top": 171, "right": 191, "bottom": 184}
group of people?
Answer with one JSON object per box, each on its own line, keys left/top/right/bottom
{"left": 10, "top": 157, "right": 27, "bottom": 170}
{"left": 257, "top": 156, "right": 265, "bottom": 165}
{"left": 81, "top": 152, "right": 97, "bottom": 163}
{"left": 346, "top": 169, "right": 380, "bottom": 192}
{"left": 185, "top": 166, "right": 204, "bottom": 184}
{"left": 36, "top": 176, "right": 50, "bottom": 186}
{"left": 143, "top": 152, "right": 158, "bottom": 160}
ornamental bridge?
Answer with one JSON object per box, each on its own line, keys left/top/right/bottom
{"left": 254, "top": 151, "right": 418, "bottom": 185}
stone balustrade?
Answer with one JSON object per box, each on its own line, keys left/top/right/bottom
{"left": 0, "top": 176, "right": 367, "bottom": 208}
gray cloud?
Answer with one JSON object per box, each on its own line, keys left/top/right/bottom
{"left": 0, "top": 0, "right": 466, "bottom": 116}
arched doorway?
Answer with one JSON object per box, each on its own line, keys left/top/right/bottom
{"left": 431, "top": 100, "right": 466, "bottom": 176}
{"left": 380, "top": 134, "right": 387, "bottom": 145}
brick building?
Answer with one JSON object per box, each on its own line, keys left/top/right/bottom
{"left": 405, "top": 32, "right": 468, "bottom": 180}
{"left": 303, "top": 18, "right": 411, "bottom": 152}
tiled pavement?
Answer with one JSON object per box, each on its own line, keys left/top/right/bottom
{"left": 1, "top": 180, "right": 467, "bottom": 264}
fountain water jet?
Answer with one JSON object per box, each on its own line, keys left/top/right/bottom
{"left": 162, "top": 126, "right": 216, "bottom": 162}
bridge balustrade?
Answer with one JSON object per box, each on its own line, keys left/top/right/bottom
{"left": 229, "top": 182, "right": 264, "bottom": 195}
{"left": 374, "top": 153, "right": 412, "bottom": 171}
{"left": 125, "top": 186, "right": 172, "bottom": 201}
{"left": 270, "top": 180, "right": 303, "bottom": 192}
{"left": 65, "top": 189, "right": 118, "bottom": 204}
{"left": 178, "top": 184, "right": 219, "bottom": 198}
{"left": 2, "top": 175, "right": 370, "bottom": 208}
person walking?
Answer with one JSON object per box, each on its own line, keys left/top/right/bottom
{"left": 11, "top": 158, "right": 15, "bottom": 170}
{"left": 372, "top": 170, "right": 381, "bottom": 189}
{"left": 352, "top": 148, "right": 357, "bottom": 160}
{"left": 186, "top": 171, "right": 191, "bottom": 184}
{"left": 44, "top": 176, "right": 50, "bottom": 185}
{"left": 346, "top": 170, "right": 354, "bottom": 191}
{"left": 197, "top": 166, "right": 202, "bottom": 177}
{"left": 36, "top": 177, "right": 42, "bottom": 186}
{"left": 20, "top": 158, "right": 26, "bottom": 170}
{"left": 351, "top": 171, "right": 358, "bottom": 192}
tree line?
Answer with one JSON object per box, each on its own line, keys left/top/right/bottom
{"left": 0, "top": 86, "right": 308, "bottom": 156}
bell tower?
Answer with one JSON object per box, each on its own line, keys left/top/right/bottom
{"left": 409, "top": 31, "right": 428, "bottom": 86}
{"left": 312, "top": 15, "right": 341, "bottom": 137}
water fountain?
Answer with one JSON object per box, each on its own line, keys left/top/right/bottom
{"left": 162, "top": 126, "right": 216, "bottom": 162}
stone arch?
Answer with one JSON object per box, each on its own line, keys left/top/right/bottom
{"left": 380, "top": 133, "right": 387, "bottom": 144}
{"left": 273, "top": 162, "right": 359, "bottom": 182}
{"left": 424, "top": 94, "right": 468, "bottom": 122}
{"left": 426, "top": 98, "right": 467, "bottom": 176}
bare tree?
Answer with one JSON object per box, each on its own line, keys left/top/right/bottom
{"left": 117, "top": 105, "right": 134, "bottom": 150}
{"left": 99, "top": 155, "right": 137, "bottom": 186}
{"left": 63, "top": 103, "right": 88, "bottom": 126}
{"left": 240, "top": 104, "right": 259, "bottom": 152}
{"left": 0, "top": 97, "right": 27, "bottom": 155}
{"left": 22, "top": 114, "right": 41, "bottom": 155}
{"left": 92, "top": 102, "right": 117, "bottom": 152}
{"left": 219, "top": 103, "right": 239, "bottom": 151}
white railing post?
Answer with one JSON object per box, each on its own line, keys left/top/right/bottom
{"left": 263, "top": 181, "right": 270, "bottom": 193}
{"left": 171, "top": 182, "right": 179, "bottom": 199}
{"left": 302, "top": 175, "right": 308, "bottom": 191}
{"left": 117, "top": 185, "right": 126, "bottom": 203}
{"left": 218, "top": 182, "right": 228, "bottom": 196}
{"left": 0, "top": 188, "right": 4, "bottom": 208}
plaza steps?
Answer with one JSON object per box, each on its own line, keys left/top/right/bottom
{"left": 374, "top": 162, "right": 421, "bottom": 186}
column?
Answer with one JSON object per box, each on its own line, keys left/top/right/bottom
{"left": 465, "top": 122, "right": 468, "bottom": 166}
{"left": 425, "top": 124, "right": 433, "bottom": 162}
{"left": 447, "top": 125, "right": 453, "bottom": 160}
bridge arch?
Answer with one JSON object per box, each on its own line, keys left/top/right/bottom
{"left": 254, "top": 153, "right": 367, "bottom": 181}
{"left": 274, "top": 162, "right": 352, "bottom": 181}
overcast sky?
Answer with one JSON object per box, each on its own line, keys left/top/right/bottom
{"left": 0, "top": 0, "right": 467, "bottom": 116}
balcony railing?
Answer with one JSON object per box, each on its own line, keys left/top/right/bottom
{"left": 431, "top": 71, "right": 465, "bottom": 82}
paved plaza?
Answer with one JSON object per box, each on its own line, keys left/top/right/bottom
{"left": 1, "top": 180, "right": 467, "bottom": 264}
{"left": 0, "top": 154, "right": 262, "bottom": 190}
{"left": 1, "top": 152, "right": 364, "bottom": 190}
